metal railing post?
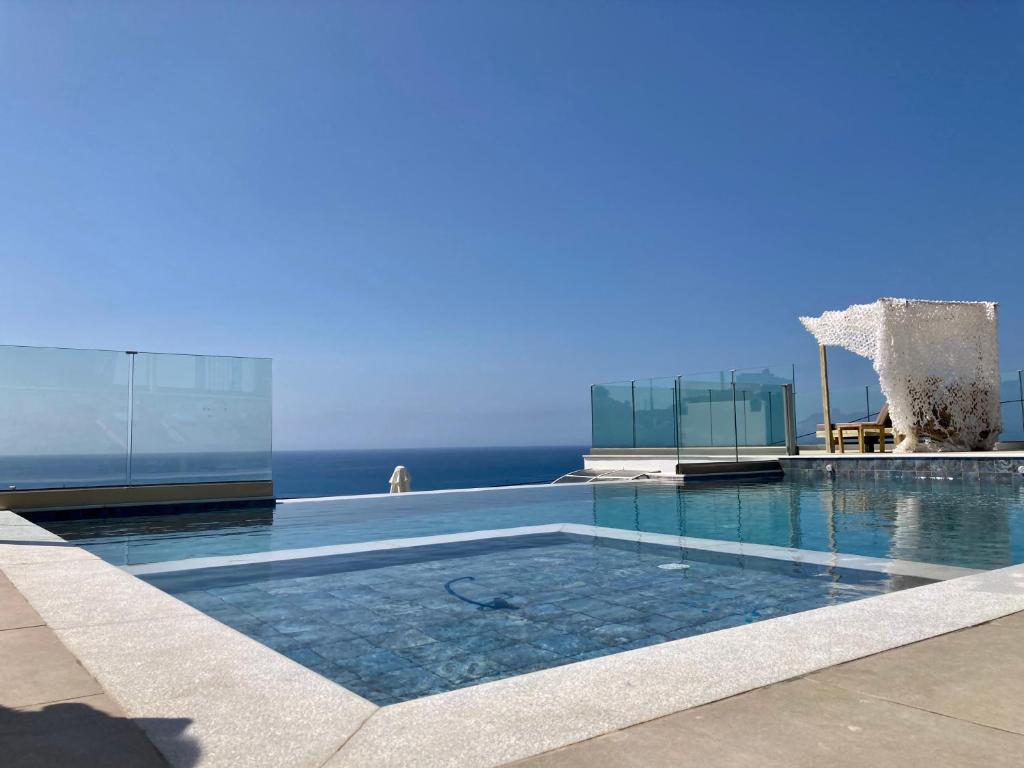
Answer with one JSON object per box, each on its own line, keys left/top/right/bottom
{"left": 673, "top": 377, "right": 681, "bottom": 473}
{"left": 590, "top": 385, "right": 596, "bottom": 449}
{"left": 1018, "top": 370, "right": 1023, "bottom": 434}
{"left": 731, "top": 370, "right": 739, "bottom": 463}
{"left": 125, "top": 351, "right": 137, "bottom": 486}
{"left": 631, "top": 380, "right": 637, "bottom": 448}
{"left": 783, "top": 383, "right": 798, "bottom": 455}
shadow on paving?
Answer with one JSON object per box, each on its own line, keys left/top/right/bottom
{"left": 0, "top": 701, "right": 199, "bottom": 768}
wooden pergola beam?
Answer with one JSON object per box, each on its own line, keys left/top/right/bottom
{"left": 819, "top": 344, "right": 834, "bottom": 453}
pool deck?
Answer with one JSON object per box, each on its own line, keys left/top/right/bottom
{"left": 516, "top": 611, "right": 1024, "bottom": 767}
{"left": 5, "top": 502, "right": 1024, "bottom": 767}
{"left": 5, "top": 567, "right": 1023, "bottom": 768}
{"left": 0, "top": 570, "right": 172, "bottom": 767}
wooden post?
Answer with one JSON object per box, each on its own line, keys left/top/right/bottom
{"left": 819, "top": 344, "right": 834, "bottom": 453}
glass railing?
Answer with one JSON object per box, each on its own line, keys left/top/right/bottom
{"left": 1000, "top": 369, "right": 1024, "bottom": 443}
{"left": 592, "top": 365, "right": 795, "bottom": 456}
{"left": 591, "top": 381, "right": 634, "bottom": 449}
{"left": 0, "top": 345, "right": 272, "bottom": 490}
{"left": 632, "top": 377, "right": 678, "bottom": 449}
{"left": 594, "top": 364, "right": 1024, "bottom": 453}
{"left": 795, "top": 370, "right": 1024, "bottom": 447}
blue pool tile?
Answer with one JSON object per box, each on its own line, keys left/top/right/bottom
{"left": 319, "top": 607, "right": 382, "bottom": 626}
{"left": 394, "top": 641, "right": 466, "bottom": 667}
{"left": 572, "top": 647, "right": 618, "bottom": 662}
{"left": 311, "top": 637, "right": 381, "bottom": 663}
{"left": 343, "top": 619, "right": 403, "bottom": 638}
{"left": 419, "top": 654, "right": 504, "bottom": 684}
{"left": 578, "top": 603, "right": 646, "bottom": 623}
{"left": 451, "top": 631, "right": 519, "bottom": 654}
{"left": 557, "top": 596, "right": 610, "bottom": 614}
{"left": 588, "top": 622, "right": 651, "bottom": 645}
{"left": 487, "top": 643, "right": 564, "bottom": 671}
{"left": 637, "top": 613, "right": 687, "bottom": 635}
{"left": 281, "top": 647, "right": 327, "bottom": 667}
{"left": 246, "top": 628, "right": 313, "bottom": 653}
{"left": 531, "top": 630, "right": 607, "bottom": 657}
{"left": 373, "top": 667, "right": 448, "bottom": 699}
{"left": 374, "top": 627, "right": 436, "bottom": 650}
{"left": 614, "top": 634, "right": 671, "bottom": 652}
{"left": 345, "top": 649, "right": 415, "bottom": 678}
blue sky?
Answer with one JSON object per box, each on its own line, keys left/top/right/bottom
{"left": 1, "top": 2, "right": 1022, "bottom": 449}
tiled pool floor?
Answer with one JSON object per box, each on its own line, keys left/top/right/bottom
{"left": 152, "top": 535, "right": 921, "bottom": 705}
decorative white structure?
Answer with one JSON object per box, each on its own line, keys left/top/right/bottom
{"left": 801, "top": 299, "right": 1001, "bottom": 452}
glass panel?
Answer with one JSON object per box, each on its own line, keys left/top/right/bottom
{"left": 591, "top": 382, "right": 634, "bottom": 448}
{"left": 632, "top": 377, "right": 677, "bottom": 448}
{"left": 793, "top": 381, "right": 887, "bottom": 448}
{"left": 130, "top": 353, "right": 272, "bottom": 484}
{"left": 0, "top": 345, "right": 130, "bottom": 489}
{"left": 735, "top": 384, "right": 787, "bottom": 446}
{"left": 793, "top": 388, "right": 826, "bottom": 447}
{"left": 999, "top": 369, "right": 1024, "bottom": 443}
{"left": 732, "top": 365, "right": 795, "bottom": 388}
{"left": 677, "top": 372, "right": 736, "bottom": 448}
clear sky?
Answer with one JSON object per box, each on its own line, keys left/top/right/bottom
{"left": 1, "top": 2, "right": 1022, "bottom": 449}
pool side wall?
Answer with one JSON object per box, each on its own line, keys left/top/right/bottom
{"left": 780, "top": 454, "right": 1024, "bottom": 481}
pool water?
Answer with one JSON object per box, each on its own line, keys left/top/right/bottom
{"left": 41, "top": 477, "right": 1024, "bottom": 705}
{"left": 50, "top": 477, "right": 1024, "bottom": 571}
{"left": 144, "top": 533, "right": 918, "bottom": 705}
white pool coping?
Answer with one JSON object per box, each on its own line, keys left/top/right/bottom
{"left": 276, "top": 477, "right": 665, "bottom": 504}
{"left": 124, "top": 522, "right": 979, "bottom": 583}
{"left": 4, "top": 508, "right": 1024, "bottom": 768}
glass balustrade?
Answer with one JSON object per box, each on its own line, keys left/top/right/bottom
{"left": 0, "top": 345, "right": 272, "bottom": 490}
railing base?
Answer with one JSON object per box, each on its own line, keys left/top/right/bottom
{"left": 0, "top": 480, "right": 274, "bottom": 516}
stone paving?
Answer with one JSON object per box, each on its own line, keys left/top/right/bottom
{"left": 515, "top": 610, "right": 1024, "bottom": 768}
{"left": 161, "top": 536, "right": 908, "bottom": 705}
{"left": 0, "top": 571, "right": 175, "bottom": 768}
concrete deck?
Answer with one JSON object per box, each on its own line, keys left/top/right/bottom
{"left": 6, "top": 556, "right": 1024, "bottom": 767}
{"left": 516, "top": 611, "right": 1024, "bottom": 768}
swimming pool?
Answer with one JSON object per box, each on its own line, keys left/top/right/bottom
{"left": 43, "top": 477, "right": 1024, "bottom": 705}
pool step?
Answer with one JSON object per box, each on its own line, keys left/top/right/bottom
{"left": 552, "top": 468, "right": 661, "bottom": 484}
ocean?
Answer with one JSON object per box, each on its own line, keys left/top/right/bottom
{"left": 273, "top": 446, "right": 587, "bottom": 498}
{"left": 0, "top": 446, "right": 587, "bottom": 498}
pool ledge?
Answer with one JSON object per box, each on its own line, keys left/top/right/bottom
{"left": 5, "top": 508, "right": 1024, "bottom": 768}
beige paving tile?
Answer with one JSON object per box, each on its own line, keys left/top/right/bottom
{"left": 0, "top": 625, "right": 102, "bottom": 708}
{"left": 0, "top": 520, "right": 66, "bottom": 541}
{"left": 808, "top": 623, "right": 1024, "bottom": 735}
{"left": 0, "top": 579, "right": 44, "bottom": 630}
{"left": 58, "top": 614, "right": 376, "bottom": 768}
{"left": 516, "top": 677, "right": 1024, "bottom": 768}
{"left": 990, "top": 610, "right": 1024, "bottom": 630}
{"left": 4, "top": 558, "right": 195, "bottom": 628}
{"left": 5, "top": 693, "right": 172, "bottom": 768}
{"left": 0, "top": 511, "right": 41, "bottom": 526}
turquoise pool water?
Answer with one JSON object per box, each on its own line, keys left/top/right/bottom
{"left": 49, "top": 477, "right": 1024, "bottom": 570}
{"left": 41, "top": 477, "right": 1024, "bottom": 705}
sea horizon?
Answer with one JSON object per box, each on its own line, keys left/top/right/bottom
{"left": 0, "top": 446, "right": 590, "bottom": 500}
